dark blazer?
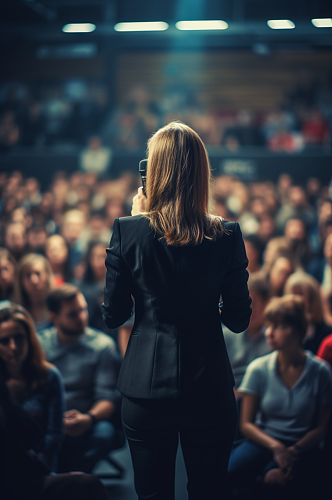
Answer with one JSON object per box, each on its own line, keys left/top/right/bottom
{"left": 102, "top": 215, "right": 251, "bottom": 400}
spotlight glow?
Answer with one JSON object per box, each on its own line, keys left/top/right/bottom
{"left": 114, "top": 22, "right": 169, "bottom": 32}
{"left": 267, "top": 20, "right": 295, "bottom": 30}
{"left": 175, "top": 20, "right": 228, "bottom": 31}
{"left": 62, "top": 23, "right": 96, "bottom": 33}
{"left": 311, "top": 18, "right": 332, "bottom": 28}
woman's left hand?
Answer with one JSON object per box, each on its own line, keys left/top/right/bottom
{"left": 131, "top": 187, "right": 147, "bottom": 216}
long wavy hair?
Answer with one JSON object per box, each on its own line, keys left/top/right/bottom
{"left": 144, "top": 122, "right": 224, "bottom": 246}
{"left": 0, "top": 304, "right": 51, "bottom": 390}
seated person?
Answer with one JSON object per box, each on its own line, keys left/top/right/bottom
{"left": 228, "top": 295, "right": 331, "bottom": 492}
{"left": 17, "top": 253, "right": 54, "bottom": 332}
{"left": 223, "top": 273, "right": 271, "bottom": 397}
{"left": 0, "top": 302, "right": 64, "bottom": 472}
{"left": 0, "top": 375, "right": 108, "bottom": 500}
{"left": 39, "top": 283, "right": 122, "bottom": 473}
{"left": 284, "top": 271, "right": 331, "bottom": 354}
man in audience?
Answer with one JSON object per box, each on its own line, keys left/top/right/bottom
{"left": 4, "top": 221, "right": 27, "bottom": 261}
{"left": 39, "top": 283, "right": 122, "bottom": 473}
{"left": 223, "top": 273, "right": 271, "bottom": 397}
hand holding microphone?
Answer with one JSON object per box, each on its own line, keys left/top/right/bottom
{"left": 131, "top": 187, "right": 147, "bottom": 216}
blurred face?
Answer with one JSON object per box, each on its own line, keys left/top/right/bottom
{"left": 269, "top": 257, "right": 293, "bottom": 295}
{"left": 244, "top": 241, "right": 260, "bottom": 269}
{"left": 61, "top": 214, "right": 85, "bottom": 245}
{"left": 265, "top": 322, "right": 296, "bottom": 350}
{"left": 0, "top": 258, "right": 15, "bottom": 290}
{"left": 45, "top": 235, "right": 68, "bottom": 265}
{"left": 90, "top": 245, "right": 107, "bottom": 279}
{"left": 28, "top": 228, "right": 47, "bottom": 251}
{"left": 284, "top": 219, "right": 306, "bottom": 241}
{"left": 22, "top": 262, "right": 49, "bottom": 296}
{"left": 0, "top": 320, "right": 29, "bottom": 369}
{"left": 289, "top": 187, "right": 306, "bottom": 207}
{"left": 248, "top": 290, "right": 268, "bottom": 333}
{"left": 324, "top": 233, "right": 332, "bottom": 264}
{"left": 5, "top": 224, "right": 27, "bottom": 253}
{"left": 55, "top": 293, "right": 88, "bottom": 337}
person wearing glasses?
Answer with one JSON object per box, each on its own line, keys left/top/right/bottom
{"left": 0, "top": 302, "right": 64, "bottom": 472}
{"left": 102, "top": 122, "right": 252, "bottom": 500}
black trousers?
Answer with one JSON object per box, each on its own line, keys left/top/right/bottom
{"left": 122, "top": 391, "right": 237, "bottom": 500}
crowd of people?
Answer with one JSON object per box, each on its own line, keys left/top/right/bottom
{"left": 0, "top": 164, "right": 332, "bottom": 499}
{"left": 1, "top": 73, "right": 331, "bottom": 154}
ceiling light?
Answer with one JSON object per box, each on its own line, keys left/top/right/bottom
{"left": 62, "top": 23, "right": 96, "bottom": 33}
{"left": 175, "top": 20, "right": 228, "bottom": 31}
{"left": 267, "top": 20, "right": 295, "bottom": 30}
{"left": 114, "top": 22, "right": 169, "bottom": 32}
{"left": 311, "top": 18, "right": 332, "bottom": 28}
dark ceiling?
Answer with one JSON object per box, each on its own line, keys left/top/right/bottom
{"left": 1, "top": 0, "right": 331, "bottom": 50}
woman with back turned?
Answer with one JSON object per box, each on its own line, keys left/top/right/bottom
{"left": 102, "top": 122, "right": 252, "bottom": 500}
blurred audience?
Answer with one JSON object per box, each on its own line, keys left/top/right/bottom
{"left": 0, "top": 74, "right": 331, "bottom": 152}
{"left": 223, "top": 274, "right": 271, "bottom": 395}
{"left": 228, "top": 295, "right": 331, "bottom": 496}
{"left": 78, "top": 241, "right": 108, "bottom": 333}
{"left": 0, "top": 303, "right": 64, "bottom": 472}
{"left": 284, "top": 271, "right": 331, "bottom": 353}
{"left": 39, "top": 284, "right": 122, "bottom": 473}
{"left": 17, "top": 253, "right": 54, "bottom": 331}
{"left": 0, "top": 248, "right": 18, "bottom": 302}
{"left": 45, "top": 234, "right": 73, "bottom": 286}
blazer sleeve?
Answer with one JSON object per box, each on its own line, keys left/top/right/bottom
{"left": 220, "top": 222, "right": 251, "bottom": 333}
{"left": 101, "top": 218, "right": 134, "bottom": 329}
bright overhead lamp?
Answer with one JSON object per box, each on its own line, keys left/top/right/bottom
{"left": 62, "top": 23, "right": 96, "bottom": 33}
{"left": 175, "top": 20, "right": 228, "bottom": 30}
{"left": 311, "top": 18, "right": 332, "bottom": 28}
{"left": 114, "top": 22, "right": 169, "bottom": 32}
{"left": 267, "top": 19, "right": 295, "bottom": 30}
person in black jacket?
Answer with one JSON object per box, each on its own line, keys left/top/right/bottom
{"left": 102, "top": 121, "right": 252, "bottom": 500}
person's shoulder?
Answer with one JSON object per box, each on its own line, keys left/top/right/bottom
{"left": 247, "top": 351, "right": 275, "bottom": 372}
{"left": 118, "top": 215, "right": 148, "bottom": 227}
{"left": 46, "top": 365, "right": 63, "bottom": 384}
{"left": 306, "top": 350, "right": 332, "bottom": 377}
{"left": 84, "top": 327, "right": 117, "bottom": 352}
{"left": 221, "top": 219, "right": 238, "bottom": 232}
{"left": 38, "top": 326, "right": 57, "bottom": 344}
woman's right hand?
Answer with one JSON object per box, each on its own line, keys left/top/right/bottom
{"left": 131, "top": 187, "right": 147, "bottom": 216}
{"left": 272, "top": 443, "right": 294, "bottom": 471}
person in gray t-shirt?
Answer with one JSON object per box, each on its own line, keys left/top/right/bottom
{"left": 228, "top": 294, "right": 332, "bottom": 489}
{"left": 223, "top": 273, "right": 271, "bottom": 394}
{"left": 39, "top": 284, "right": 122, "bottom": 473}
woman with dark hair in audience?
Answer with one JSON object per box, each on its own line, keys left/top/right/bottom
{"left": 0, "top": 367, "right": 108, "bottom": 500}
{"left": 79, "top": 240, "right": 108, "bottom": 332}
{"left": 45, "top": 234, "right": 73, "bottom": 286}
{"left": 0, "top": 302, "right": 64, "bottom": 472}
{"left": 17, "top": 253, "right": 54, "bottom": 331}
{"left": 243, "top": 234, "right": 263, "bottom": 274}
{"left": 284, "top": 271, "right": 331, "bottom": 353}
{"left": 266, "top": 255, "right": 295, "bottom": 298}
{"left": 0, "top": 248, "right": 18, "bottom": 302}
{"left": 228, "top": 294, "right": 331, "bottom": 495}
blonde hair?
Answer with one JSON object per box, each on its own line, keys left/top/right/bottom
{"left": 284, "top": 271, "right": 323, "bottom": 323}
{"left": 144, "top": 122, "right": 224, "bottom": 246}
